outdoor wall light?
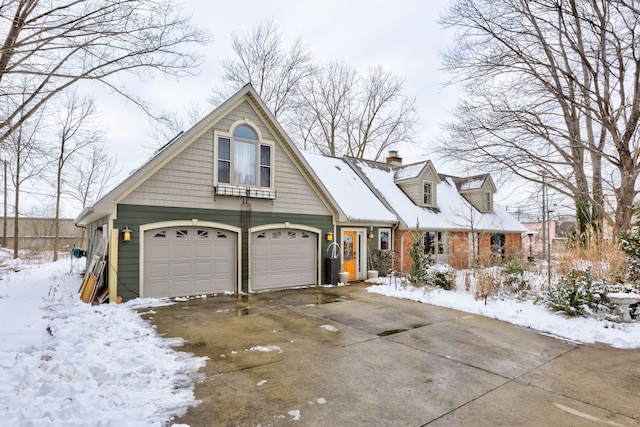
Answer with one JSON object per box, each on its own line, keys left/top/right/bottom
{"left": 122, "top": 226, "right": 132, "bottom": 242}
{"left": 368, "top": 226, "right": 374, "bottom": 239}
{"left": 326, "top": 231, "right": 334, "bottom": 241}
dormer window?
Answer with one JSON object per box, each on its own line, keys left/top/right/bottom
{"left": 484, "top": 191, "right": 493, "bottom": 212}
{"left": 423, "top": 181, "right": 434, "bottom": 207}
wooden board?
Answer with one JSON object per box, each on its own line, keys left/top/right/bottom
{"left": 80, "top": 273, "right": 98, "bottom": 303}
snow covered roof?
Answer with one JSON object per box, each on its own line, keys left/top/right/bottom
{"left": 454, "top": 175, "right": 492, "bottom": 191}
{"left": 394, "top": 162, "right": 426, "bottom": 181}
{"left": 348, "top": 158, "right": 527, "bottom": 233}
{"left": 302, "top": 151, "right": 397, "bottom": 223}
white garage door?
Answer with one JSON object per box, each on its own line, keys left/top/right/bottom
{"left": 144, "top": 226, "right": 236, "bottom": 298}
{"left": 251, "top": 228, "right": 317, "bottom": 291}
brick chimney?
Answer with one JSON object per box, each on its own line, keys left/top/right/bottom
{"left": 386, "top": 150, "right": 403, "bottom": 166}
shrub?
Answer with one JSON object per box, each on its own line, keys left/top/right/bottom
{"left": 501, "top": 260, "right": 529, "bottom": 292}
{"left": 543, "top": 268, "right": 604, "bottom": 317}
{"left": 619, "top": 230, "right": 640, "bottom": 282}
{"left": 369, "top": 249, "right": 393, "bottom": 277}
{"left": 425, "top": 264, "right": 456, "bottom": 290}
{"left": 407, "top": 226, "right": 427, "bottom": 286}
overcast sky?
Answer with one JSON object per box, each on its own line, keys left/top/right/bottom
{"left": 101, "top": 0, "right": 457, "bottom": 168}
{"left": 50, "top": 0, "right": 470, "bottom": 217}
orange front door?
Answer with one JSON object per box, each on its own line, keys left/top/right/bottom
{"left": 343, "top": 231, "right": 357, "bottom": 280}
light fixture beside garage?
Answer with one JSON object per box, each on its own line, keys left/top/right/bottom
{"left": 122, "top": 226, "right": 132, "bottom": 242}
{"left": 368, "top": 226, "right": 374, "bottom": 239}
{"left": 326, "top": 231, "right": 334, "bottom": 241}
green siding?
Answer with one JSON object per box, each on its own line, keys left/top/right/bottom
{"left": 113, "top": 204, "right": 333, "bottom": 299}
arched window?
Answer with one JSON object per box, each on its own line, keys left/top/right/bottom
{"left": 217, "top": 123, "right": 272, "bottom": 189}
{"left": 233, "top": 124, "right": 258, "bottom": 140}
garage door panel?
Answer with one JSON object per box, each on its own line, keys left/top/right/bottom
{"left": 251, "top": 228, "right": 317, "bottom": 291}
{"left": 171, "top": 243, "right": 193, "bottom": 257}
{"left": 192, "top": 261, "right": 213, "bottom": 275}
{"left": 148, "top": 263, "right": 169, "bottom": 278}
{"left": 148, "top": 245, "right": 170, "bottom": 259}
{"left": 215, "top": 260, "right": 233, "bottom": 275}
{"left": 144, "top": 226, "right": 236, "bottom": 298}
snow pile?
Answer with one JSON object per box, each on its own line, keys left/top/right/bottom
{"left": 366, "top": 278, "right": 640, "bottom": 349}
{"left": 0, "top": 256, "right": 206, "bottom": 426}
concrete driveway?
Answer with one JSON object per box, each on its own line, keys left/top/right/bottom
{"left": 143, "top": 283, "right": 640, "bottom": 426}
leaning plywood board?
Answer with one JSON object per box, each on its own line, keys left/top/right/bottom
{"left": 78, "top": 255, "right": 100, "bottom": 294}
{"left": 80, "top": 273, "right": 98, "bottom": 303}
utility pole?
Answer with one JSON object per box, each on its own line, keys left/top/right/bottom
{"left": 541, "top": 173, "right": 546, "bottom": 263}
{"left": 2, "top": 159, "right": 6, "bottom": 248}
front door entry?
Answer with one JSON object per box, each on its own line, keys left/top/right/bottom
{"left": 343, "top": 231, "right": 357, "bottom": 280}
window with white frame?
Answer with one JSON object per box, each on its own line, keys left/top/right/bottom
{"left": 423, "top": 181, "right": 434, "bottom": 206}
{"left": 379, "top": 229, "right": 391, "bottom": 250}
{"left": 216, "top": 124, "right": 272, "bottom": 188}
{"left": 423, "top": 231, "right": 450, "bottom": 263}
{"left": 483, "top": 191, "right": 493, "bottom": 212}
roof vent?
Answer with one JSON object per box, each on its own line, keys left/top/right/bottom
{"left": 386, "top": 150, "right": 403, "bottom": 166}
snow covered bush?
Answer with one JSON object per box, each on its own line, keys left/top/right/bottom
{"left": 501, "top": 260, "right": 529, "bottom": 292}
{"left": 543, "top": 268, "right": 604, "bottom": 317}
{"left": 425, "top": 264, "right": 455, "bottom": 290}
{"left": 619, "top": 228, "right": 640, "bottom": 282}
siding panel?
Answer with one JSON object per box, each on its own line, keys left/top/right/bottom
{"left": 122, "top": 100, "right": 330, "bottom": 216}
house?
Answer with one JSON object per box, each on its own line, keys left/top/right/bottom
{"left": 306, "top": 152, "right": 527, "bottom": 274}
{"left": 75, "top": 84, "right": 527, "bottom": 302}
{"left": 75, "top": 84, "right": 338, "bottom": 301}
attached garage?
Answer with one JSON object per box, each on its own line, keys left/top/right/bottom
{"left": 144, "top": 226, "right": 237, "bottom": 298}
{"left": 251, "top": 228, "right": 318, "bottom": 291}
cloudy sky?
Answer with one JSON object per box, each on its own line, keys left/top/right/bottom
{"left": 50, "top": 0, "right": 477, "bottom": 217}
{"left": 100, "top": 0, "right": 457, "bottom": 169}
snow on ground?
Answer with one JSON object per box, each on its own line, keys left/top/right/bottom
{"left": 366, "top": 277, "right": 640, "bottom": 349}
{"left": 2, "top": 252, "right": 639, "bottom": 425}
{"left": 0, "top": 253, "right": 206, "bottom": 426}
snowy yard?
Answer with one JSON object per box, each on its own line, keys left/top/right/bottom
{"left": 1, "top": 254, "right": 639, "bottom": 426}
{"left": 366, "top": 274, "right": 640, "bottom": 349}
{"left": 0, "top": 254, "right": 206, "bottom": 426}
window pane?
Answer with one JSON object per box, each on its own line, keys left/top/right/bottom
{"left": 218, "top": 160, "right": 230, "bottom": 183}
{"left": 233, "top": 124, "right": 258, "bottom": 140}
{"left": 260, "top": 166, "right": 270, "bottom": 187}
{"left": 380, "top": 231, "right": 389, "bottom": 250}
{"left": 218, "top": 137, "right": 230, "bottom": 160}
{"left": 234, "top": 141, "right": 256, "bottom": 185}
{"left": 423, "top": 182, "right": 432, "bottom": 205}
{"left": 260, "top": 145, "right": 271, "bottom": 165}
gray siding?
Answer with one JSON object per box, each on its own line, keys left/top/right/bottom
{"left": 398, "top": 180, "right": 421, "bottom": 206}
{"left": 122, "top": 100, "right": 330, "bottom": 216}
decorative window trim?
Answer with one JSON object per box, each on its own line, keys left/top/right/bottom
{"left": 483, "top": 191, "right": 493, "bottom": 212}
{"left": 378, "top": 228, "right": 392, "bottom": 251}
{"left": 422, "top": 180, "right": 435, "bottom": 207}
{"left": 213, "top": 120, "right": 275, "bottom": 197}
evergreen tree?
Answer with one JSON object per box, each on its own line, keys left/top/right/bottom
{"left": 408, "top": 223, "right": 427, "bottom": 285}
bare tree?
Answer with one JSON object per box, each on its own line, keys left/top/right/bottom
{"left": 0, "top": 0, "right": 208, "bottom": 150}
{"left": 50, "top": 90, "right": 102, "bottom": 261}
{"left": 346, "top": 66, "right": 418, "bottom": 160}
{"left": 298, "top": 62, "right": 356, "bottom": 156}
{"left": 3, "top": 93, "right": 48, "bottom": 258}
{"left": 67, "top": 143, "right": 119, "bottom": 247}
{"left": 438, "top": 0, "right": 640, "bottom": 236}
{"left": 298, "top": 64, "right": 418, "bottom": 160}
{"left": 210, "top": 18, "right": 313, "bottom": 119}
{"left": 144, "top": 101, "right": 206, "bottom": 153}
